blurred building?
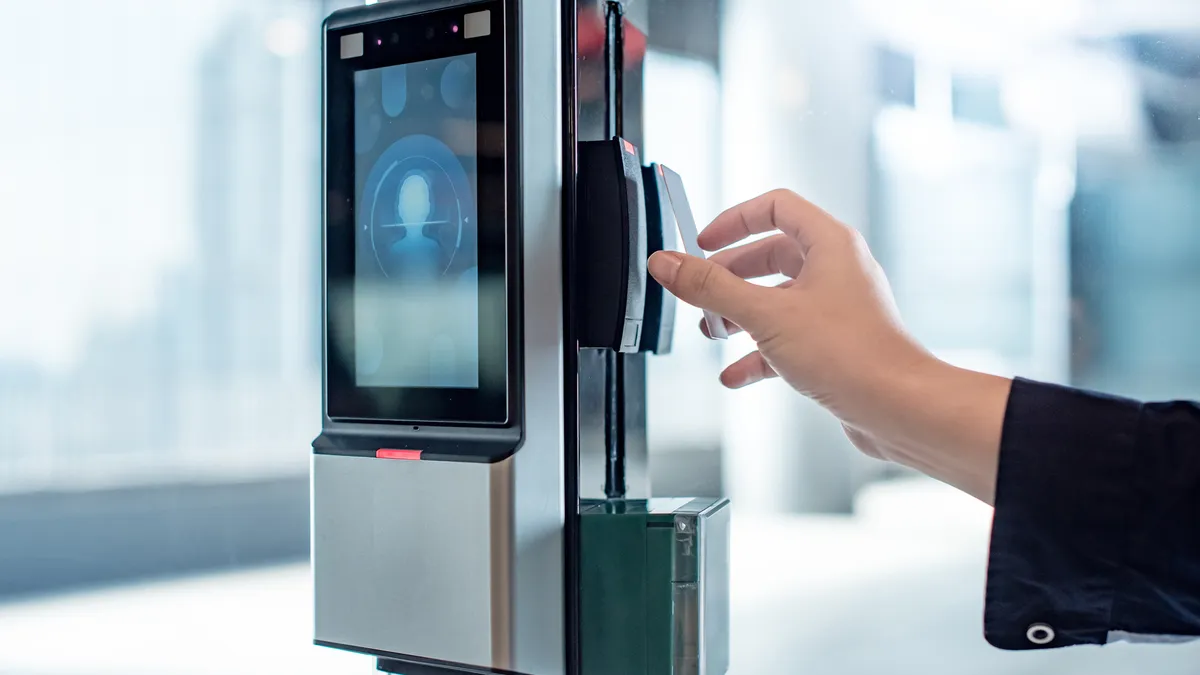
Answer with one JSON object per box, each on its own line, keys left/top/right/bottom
{"left": 0, "top": 0, "right": 322, "bottom": 490}
{"left": 186, "top": 2, "right": 322, "bottom": 465}
{"left": 196, "top": 4, "right": 320, "bottom": 381}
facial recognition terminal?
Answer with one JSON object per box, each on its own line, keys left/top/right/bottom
{"left": 315, "top": 3, "right": 559, "bottom": 673}
{"left": 312, "top": 2, "right": 729, "bottom": 674}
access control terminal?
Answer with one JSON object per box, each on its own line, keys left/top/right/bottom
{"left": 313, "top": 2, "right": 729, "bottom": 674}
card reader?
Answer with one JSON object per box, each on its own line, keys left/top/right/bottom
{"left": 577, "top": 137, "right": 649, "bottom": 352}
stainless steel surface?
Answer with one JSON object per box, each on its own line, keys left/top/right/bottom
{"left": 700, "top": 501, "right": 731, "bottom": 675}
{"left": 313, "top": 454, "right": 511, "bottom": 666}
{"left": 508, "top": 0, "right": 566, "bottom": 671}
{"left": 669, "top": 500, "right": 731, "bottom": 675}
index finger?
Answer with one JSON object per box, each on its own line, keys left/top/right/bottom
{"left": 697, "top": 189, "right": 843, "bottom": 253}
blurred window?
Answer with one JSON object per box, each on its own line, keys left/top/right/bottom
{"left": 0, "top": 0, "right": 325, "bottom": 493}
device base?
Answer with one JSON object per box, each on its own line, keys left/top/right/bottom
{"left": 376, "top": 655, "right": 521, "bottom": 675}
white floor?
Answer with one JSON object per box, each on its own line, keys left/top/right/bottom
{"left": 1, "top": 479, "right": 1196, "bottom": 675}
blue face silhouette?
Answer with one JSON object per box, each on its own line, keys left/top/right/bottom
{"left": 386, "top": 171, "right": 441, "bottom": 281}
{"left": 358, "top": 134, "right": 476, "bottom": 281}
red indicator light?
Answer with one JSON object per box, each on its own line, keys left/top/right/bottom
{"left": 376, "top": 449, "right": 423, "bottom": 461}
{"left": 622, "top": 139, "right": 636, "bottom": 155}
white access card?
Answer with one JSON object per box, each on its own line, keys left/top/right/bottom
{"left": 657, "top": 164, "right": 729, "bottom": 340}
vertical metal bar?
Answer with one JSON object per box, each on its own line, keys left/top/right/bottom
{"left": 605, "top": 0, "right": 625, "bottom": 139}
{"left": 561, "top": 0, "right": 583, "bottom": 670}
{"left": 602, "top": 0, "right": 628, "bottom": 502}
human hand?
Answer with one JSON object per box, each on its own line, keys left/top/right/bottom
{"left": 647, "top": 189, "right": 1010, "bottom": 502}
{"left": 647, "top": 189, "right": 930, "bottom": 433}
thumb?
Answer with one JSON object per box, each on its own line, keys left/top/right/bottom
{"left": 648, "top": 251, "right": 765, "bottom": 331}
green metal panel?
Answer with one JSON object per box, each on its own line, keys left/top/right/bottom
{"left": 581, "top": 503, "right": 648, "bottom": 675}
{"left": 580, "top": 498, "right": 730, "bottom": 675}
{"left": 645, "top": 523, "right": 674, "bottom": 675}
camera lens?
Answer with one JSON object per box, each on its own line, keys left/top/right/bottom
{"left": 425, "top": 26, "right": 435, "bottom": 39}
{"left": 390, "top": 33, "right": 399, "bottom": 44}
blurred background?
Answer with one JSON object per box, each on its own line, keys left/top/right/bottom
{"left": 3, "top": 0, "right": 1200, "bottom": 673}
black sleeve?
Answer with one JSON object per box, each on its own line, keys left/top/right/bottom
{"left": 984, "top": 377, "right": 1200, "bottom": 650}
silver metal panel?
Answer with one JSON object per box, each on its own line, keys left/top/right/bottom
{"left": 314, "top": 454, "right": 512, "bottom": 667}
{"left": 676, "top": 500, "right": 729, "bottom": 675}
{"left": 509, "top": 0, "right": 566, "bottom": 671}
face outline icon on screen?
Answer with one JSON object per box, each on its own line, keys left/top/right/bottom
{"left": 383, "top": 169, "right": 443, "bottom": 281}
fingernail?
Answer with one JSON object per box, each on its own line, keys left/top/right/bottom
{"left": 719, "top": 369, "right": 748, "bottom": 389}
{"left": 648, "top": 251, "right": 683, "bottom": 285}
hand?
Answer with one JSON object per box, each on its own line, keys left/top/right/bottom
{"left": 647, "top": 190, "right": 1011, "bottom": 503}
{"left": 648, "top": 189, "right": 928, "bottom": 432}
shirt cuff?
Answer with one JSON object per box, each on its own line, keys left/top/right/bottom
{"left": 984, "top": 377, "right": 1143, "bottom": 650}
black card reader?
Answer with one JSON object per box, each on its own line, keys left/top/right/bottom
{"left": 576, "top": 137, "right": 648, "bottom": 353}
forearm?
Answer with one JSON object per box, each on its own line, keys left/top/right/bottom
{"left": 863, "top": 357, "right": 1011, "bottom": 504}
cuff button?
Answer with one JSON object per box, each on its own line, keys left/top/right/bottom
{"left": 1026, "top": 623, "right": 1055, "bottom": 645}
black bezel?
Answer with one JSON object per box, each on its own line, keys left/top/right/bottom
{"left": 324, "top": 0, "right": 516, "bottom": 427}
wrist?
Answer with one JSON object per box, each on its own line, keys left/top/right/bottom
{"left": 869, "top": 352, "right": 1012, "bottom": 504}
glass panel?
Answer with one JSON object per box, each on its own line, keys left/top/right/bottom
{"left": 0, "top": 0, "right": 328, "bottom": 492}
{"left": 644, "top": 50, "right": 724, "bottom": 463}
{"left": 670, "top": 0, "right": 1200, "bottom": 673}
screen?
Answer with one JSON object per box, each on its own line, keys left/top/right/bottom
{"left": 353, "top": 55, "right": 480, "bottom": 389}
{"left": 325, "top": 1, "right": 510, "bottom": 425}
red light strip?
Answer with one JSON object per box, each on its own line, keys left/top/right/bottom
{"left": 376, "top": 449, "right": 423, "bottom": 461}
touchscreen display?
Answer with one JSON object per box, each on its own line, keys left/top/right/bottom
{"left": 353, "top": 55, "right": 480, "bottom": 389}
